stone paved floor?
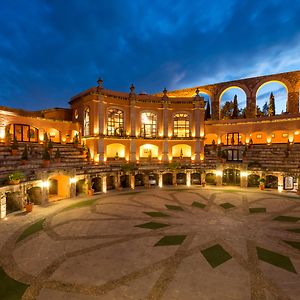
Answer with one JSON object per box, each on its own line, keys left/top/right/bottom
{"left": 1, "top": 187, "right": 300, "bottom": 299}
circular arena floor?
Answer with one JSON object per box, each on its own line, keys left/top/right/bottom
{"left": 1, "top": 187, "right": 300, "bottom": 299}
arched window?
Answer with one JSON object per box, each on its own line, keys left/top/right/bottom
{"left": 140, "top": 112, "right": 157, "bottom": 138}
{"left": 173, "top": 113, "right": 190, "bottom": 137}
{"left": 83, "top": 107, "right": 90, "bottom": 136}
{"left": 107, "top": 108, "right": 124, "bottom": 136}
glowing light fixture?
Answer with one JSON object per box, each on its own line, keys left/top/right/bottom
{"left": 69, "top": 177, "right": 77, "bottom": 184}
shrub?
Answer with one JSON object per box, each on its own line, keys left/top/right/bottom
{"left": 48, "top": 139, "right": 53, "bottom": 149}
{"left": 21, "top": 144, "right": 29, "bottom": 160}
{"left": 11, "top": 137, "right": 19, "bottom": 150}
{"left": 8, "top": 171, "right": 24, "bottom": 181}
{"left": 42, "top": 149, "right": 50, "bottom": 160}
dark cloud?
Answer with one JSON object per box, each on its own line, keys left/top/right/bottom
{"left": 0, "top": 0, "right": 300, "bottom": 110}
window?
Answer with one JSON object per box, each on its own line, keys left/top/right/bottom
{"left": 140, "top": 112, "right": 157, "bottom": 138}
{"left": 173, "top": 113, "right": 190, "bottom": 137}
{"left": 107, "top": 108, "right": 124, "bottom": 136}
{"left": 227, "top": 132, "right": 240, "bottom": 145}
{"left": 13, "top": 124, "right": 38, "bottom": 142}
{"left": 83, "top": 107, "right": 90, "bottom": 136}
{"left": 227, "top": 149, "right": 243, "bottom": 161}
{"left": 256, "top": 134, "right": 262, "bottom": 139}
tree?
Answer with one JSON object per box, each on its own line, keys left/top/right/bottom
{"left": 262, "top": 102, "right": 269, "bottom": 116}
{"left": 220, "top": 101, "right": 234, "bottom": 119}
{"left": 256, "top": 106, "right": 264, "bottom": 117}
{"left": 205, "top": 100, "right": 211, "bottom": 120}
{"left": 232, "top": 95, "right": 239, "bottom": 119}
{"left": 268, "top": 92, "right": 275, "bottom": 116}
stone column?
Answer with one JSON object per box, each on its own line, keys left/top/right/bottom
{"left": 240, "top": 170, "right": 248, "bottom": 188}
{"left": 246, "top": 96, "right": 256, "bottom": 118}
{"left": 162, "top": 139, "right": 169, "bottom": 162}
{"left": 195, "top": 139, "right": 200, "bottom": 162}
{"left": 130, "top": 139, "right": 137, "bottom": 162}
{"left": 211, "top": 95, "right": 219, "bottom": 120}
{"left": 98, "top": 93, "right": 105, "bottom": 136}
{"left": 287, "top": 91, "right": 299, "bottom": 114}
{"left": 278, "top": 174, "right": 284, "bottom": 192}
{"left": 130, "top": 174, "right": 135, "bottom": 189}
{"left": 216, "top": 165, "right": 223, "bottom": 186}
{"left": 201, "top": 172, "right": 206, "bottom": 186}
{"left": 172, "top": 172, "right": 177, "bottom": 186}
{"left": 162, "top": 89, "right": 170, "bottom": 138}
{"left": 98, "top": 139, "right": 105, "bottom": 163}
{"left": 114, "top": 173, "right": 121, "bottom": 190}
{"left": 0, "top": 192, "right": 6, "bottom": 219}
{"left": 129, "top": 84, "right": 137, "bottom": 137}
{"left": 159, "top": 173, "right": 163, "bottom": 188}
{"left": 200, "top": 138, "right": 205, "bottom": 161}
{"left": 101, "top": 175, "right": 107, "bottom": 193}
{"left": 186, "top": 171, "right": 191, "bottom": 187}
{"left": 144, "top": 173, "right": 150, "bottom": 188}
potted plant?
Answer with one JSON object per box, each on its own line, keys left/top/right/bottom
{"left": 81, "top": 142, "right": 88, "bottom": 155}
{"left": 74, "top": 133, "right": 79, "bottom": 147}
{"left": 11, "top": 137, "right": 19, "bottom": 156}
{"left": 24, "top": 198, "right": 33, "bottom": 213}
{"left": 21, "top": 144, "right": 29, "bottom": 164}
{"left": 42, "top": 148, "right": 51, "bottom": 168}
{"left": 48, "top": 139, "right": 53, "bottom": 154}
{"left": 258, "top": 178, "right": 266, "bottom": 190}
{"left": 54, "top": 148, "right": 61, "bottom": 163}
{"left": 88, "top": 187, "right": 94, "bottom": 196}
{"left": 7, "top": 171, "right": 24, "bottom": 185}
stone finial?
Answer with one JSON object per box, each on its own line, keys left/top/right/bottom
{"left": 195, "top": 88, "right": 200, "bottom": 95}
{"left": 130, "top": 84, "right": 135, "bottom": 94}
{"left": 163, "top": 88, "right": 168, "bottom": 96}
{"left": 96, "top": 78, "right": 103, "bottom": 93}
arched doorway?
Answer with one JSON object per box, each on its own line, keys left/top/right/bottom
{"left": 135, "top": 174, "right": 144, "bottom": 186}
{"left": 248, "top": 174, "right": 260, "bottom": 187}
{"left": 266, "top": 175, "right": 278, "bottom": 189}
{"left": 223, "top": 169, "right": 241, "bottom": 186}
{"left": 256, "top": 81, "right": 288, "bottom": 116}
{"left": 205, "top": 173, "right": 216, "bottom": 185}
{"left": 176, "top": 173, "right": 186, "bottom": 185}
{"left": 107, "top": 175, "right": 115, "bottom": 190}
{"left": 163, "top": 173, "right": 173, "bottom": 185}
{"left": 191, "top": 173, "right": 201, "bottom": 185}
{"left": 120, "top": 175, "right": 130, "bottom": 188}
{"left": 91, "top": 177, "right": 102, "bottom": 193}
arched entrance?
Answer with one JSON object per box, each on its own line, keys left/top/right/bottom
{"left": 176, "top": 173, "right": 186, "bottom": 185}
{"left": 135, "top": 174, "right": 144, "bottom": 186}
{"left": 91, "top": 177, "right": 102, "bottom": 193}
{"left": 107, "top": 175, "right": 116, "bottom": 190}
{"left": 248, "top": 174, "right": 260, "bottom": 187}
{"left": 223, "top": 169, "right": 240, "bottom": 186}
{"left": 163, "top": 173, "right": 173, "bottom": 185}
{"left": 191, "top": 173, "right": 201, "bottom": 185}
{"left": 205, "top": 173, "right": 216, "bottom": 185}
{"left": 120, "top": 175, "right": 130, "bottom": 188}
{"left": 266, "top": 175, "right": 278, "bottom": 189}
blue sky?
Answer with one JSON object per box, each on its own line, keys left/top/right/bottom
{"left": 1, "top": 0, "right": 300, "bottom": 110}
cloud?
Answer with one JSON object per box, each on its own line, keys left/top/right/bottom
{"left": 0, "top": 0, "right": 300, "bottom": 110}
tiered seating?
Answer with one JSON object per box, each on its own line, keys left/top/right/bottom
{"left": 244, "top": 143, "right": 300, "bottom": 172}
{"left": 0, "top": 143, "right": 90, "bottom": 185}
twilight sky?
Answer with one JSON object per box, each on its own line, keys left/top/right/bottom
{"left": 1, "top": 0, "right": 300, "bottom": 110}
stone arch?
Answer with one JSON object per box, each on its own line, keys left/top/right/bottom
{"left": 171, "top": 144, "right": 191, "bottom": 158}
{"left": 255, "top": 80, "right": 288, "bottom": 115}
{"left": 48, "top": 128, "right": 61, "bottom": 143}
{"left": 48, "top": 173, "right": 71, "bottom": 200}
{"left": 106, "top": 106, "right": 126, "bottom": 136}
{"left": 218, "top": 85, "right": 249, "bottom": 119}
{"left": 139, "top": 144, "right": 158, "bottom": 158}
{"left": 106, "top": 143, "right": 126, "bottom": 158}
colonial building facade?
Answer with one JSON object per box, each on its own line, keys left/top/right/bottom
{"left": 1, "top": 70, "right": 300, "bottom": 218}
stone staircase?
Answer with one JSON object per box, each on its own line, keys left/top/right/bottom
{"left": 0, "top": 143, "right": 91, "bottom": 185}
